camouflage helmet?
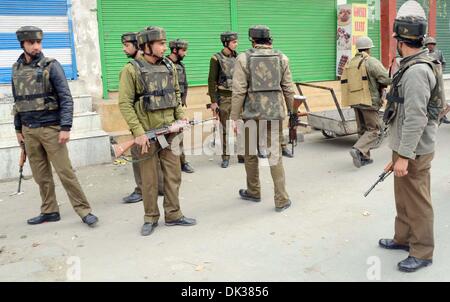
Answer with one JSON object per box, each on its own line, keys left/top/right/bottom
{"left": 248, "top": 25, "right": 272, "bottom": 41}
{"left": 424, "top": 36, "right": 437, "bottom": 45}
{"left": 220, "top": 32, "right": 238, "bottom": 44}
{"left": 16, "top": 26, "right": 43, "bottom": 42}
{"left": 356, "top": 36, "right": 374, "bottom": 50}
{"left": 121, "top": 32, "right": 137, "bottom": 44}
{"left": 137, "top": 26, "right": 166, "bottom": 45}
{"left": 169, "top": 39, "right": 188, "bottom": 50}
{"left": 393, "top": 0, "right": 427, "bottom": 42}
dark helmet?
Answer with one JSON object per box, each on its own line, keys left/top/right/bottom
{"left": 169, "top": 39, "right": 189, "bottom": 50}
{"left": 121, "top": 32, "right": 137, "bottom": 44}
{"left": 220, "top": 32, "right": 238, "bottom": 44}
{"left": 137, "top": 26, "right": 166, "bottom": 46}
{"left": 248, "top": 25, "right": 272, "bottom": 41}
{"left": 393, "top": 1, "right": 427, "bottom": 43}
{"left": 16, "top": 26, "right": 43, "bottom": 42}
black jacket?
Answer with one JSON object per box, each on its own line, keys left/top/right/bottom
{"left": 13, "top": 52, "right": 74, "bottom": 132}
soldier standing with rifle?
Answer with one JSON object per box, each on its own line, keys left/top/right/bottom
{"left": 12, "top": 26, "right": 98, "bottom": 227}
{"left": 120, "top": 32, "right": 145, "bottom": 204}
{"left": 167, "top": 39, "right": 195, "bottom": 173}
{"left": 118, "top": 26, "right": 196, "bottom": 236}
{"left": 208, "top": 32, "right": 244, "bottom": 168}
{"left": 378, "top": 1, "right": 445, "bottom": 272}
{"left": 341, "top": 36, "right": 391, "bottom": 168}
{"left": 231, "top": 25, "right": 294, "bottom": 212}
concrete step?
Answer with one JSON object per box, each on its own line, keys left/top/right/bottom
{"left": 0, "top": 130, "right": 111, "bottom": 180}
{"left": 0, "top": 112, "right": 103, "bottom": 140}
{"left": 0, "top": 95, "right": 93, "bottom": 123}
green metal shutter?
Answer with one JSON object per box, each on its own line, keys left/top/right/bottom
{"left": 348, "top": 0, "right": 381, "bottom": 60}
{"left": 235, "top": 0, "right": 337, "bottom": 82}
{"left": 97, "top": 0, "right": 231, "bottom": 98}
{"left": 436, "top": 0, "right": 450, "bottom": 74}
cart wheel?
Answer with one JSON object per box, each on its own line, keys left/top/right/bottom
{"left": 322, "top": 130, "right": 337, "bottom": 138}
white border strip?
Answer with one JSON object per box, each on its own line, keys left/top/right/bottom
{"left": 0, "top": 15, "right": 69, "bottom": 33}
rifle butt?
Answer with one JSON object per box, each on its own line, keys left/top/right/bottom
{"left": 112, "top": 140, "right": 135, "bottom": 158}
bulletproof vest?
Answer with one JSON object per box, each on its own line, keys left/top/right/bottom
{"left": 214, "top": 51, "right": 237, "bottom": 91}
{"left": 384, "top": 53, "right": 445, "bottom": 123}
{"left": 12, "top": 56, "right": 58, "bottom": 114}
{"left": 175, "top": 62, "right": 187, "bottom": 97}
{"left": 244, "top": 48, "right": 284, "bottom": 120}
{"left": 340, "top": 53, "right": 372, "bottom": 107}
{"left": 130, "top": 58, "right": 178, "bottom": 112}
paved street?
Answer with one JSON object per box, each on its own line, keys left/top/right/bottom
{"left": 1, "top": 126, "right": 449, "bottom": 281}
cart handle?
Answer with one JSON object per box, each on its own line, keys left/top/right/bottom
{"left": 295, "top": 82, "right": 347, "bottom": 125}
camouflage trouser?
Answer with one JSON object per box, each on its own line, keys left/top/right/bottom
{"left": 353, "top": 107, "right": 381, "bottom": 159}
{"left": 22, "top": 125, "right": 92, "bottom": 218}
{"left": 219, "top": 98, "right": 244, "bottom": 162}
{"left": 243, "top": 120, "right": 290, "bottom": 207}
{"left": 138, "top": 133, "right": 183, "bottom": 223}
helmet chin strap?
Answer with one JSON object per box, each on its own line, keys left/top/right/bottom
{"left": 144, "top": 47, "right": 162, "bottom": 60}
{"left": 224, "top": 42, "right": 236, "bottom": 56}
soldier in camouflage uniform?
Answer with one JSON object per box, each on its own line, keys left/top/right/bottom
{"left": 12, "top": 26, "right": 98, "bottom": 227}
{"left": 231, "top": 25, "right": 293, "bottom": 212}
{"left": 167, "top": 39, "right": 195, "bottom": 173}
{"left": 343, "top": 36, "right": 391, "bottom": 168}
{"left": 118, "top": 26, "right": 196, "bottom": 236}
{"left": 120, "top": 32, "right": 145, "bottom": 203}
{"left": 208, "top": 32, "right": 244, "bottom": 168}
{"left": 120, "top": 32, "right": 164, "bottom": 203}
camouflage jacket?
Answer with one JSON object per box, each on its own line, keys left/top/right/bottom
{"left": 351, "top": 52, "right": 391, "bottom": 109}
{"left": 167, "top": 55, "right": 188, "bottom": 106}
{"left": 428, "top": 48, "right": 446, "bottom": 69}
{"left": 118, "top": 55, "right": 183, "bottom": 137}
{"left": 388, "top": 50, "right": 438, "bottom": 159}
{"left": 13, "top": 52, "right": 73, "bottom": 132}
{"left": 230, "top": 44, "right": 295, "bottom": 121}
{"left": 208, "top": 48, "right": 238, "bottom": 103}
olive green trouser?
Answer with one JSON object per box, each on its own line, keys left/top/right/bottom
{"left": 353, "top": 107, "right": 381, "bottom": 159}
{"left": 138, "top": 133, "right": 184, "bottom": 223}
{"left": 242, "top": 120, "right": 290, "bottom": 207}
{"left": 22, "top": 125, "right": 92, "bottom": 218}
{"left": 131, "top": 145, "right": 164, "bottom": 195}
{"left": 393, "top": 151, "right": 434, "bottom": 260}
{"left": 219, "top": 98, "right": 244, "bottom": 162}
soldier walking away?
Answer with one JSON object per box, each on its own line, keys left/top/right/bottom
{"left": 231, "top": 25, "right": 294, "bottom": 212}
{"left": 341, "top": 36, "right": 391, "bottom": 168}
{"left": 118, "top": 26, "right": 196, "bottom": 236}
{"left": 208, "top": 32, "right": 244, "bottom": 168}
{"left": 379, "top": 0, "right": 446, "bottom": 272}
{"left": 12, "top": 26, "right": 98, "bottom": 227}
{"left": 167, "top": 39, "right": 195, "bottom": 173}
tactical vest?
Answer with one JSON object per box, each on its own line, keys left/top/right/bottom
{"left": 214, "top": 51, "right": 237, "bottom": 91}
{"left": 244, "top": 48, "right": 284, "bottom": 120}
{"left": 12, "top": 56, "right": 59, "bottom": 114}
{"left": 384, "top": 53, "right": 445, "bottom": 124}
{"left": 175, "top": 62, "right": 188, "bottom": 97}
{"left": 130, "top": 58, "right": 178, "bottom": 112}
{"left": 340, "top": 54, "right": 372, "bottom": 107}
